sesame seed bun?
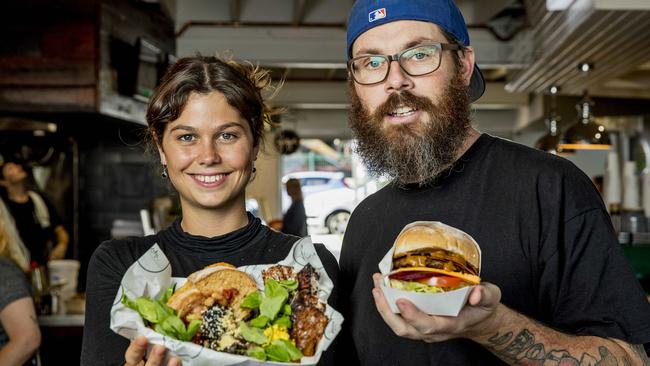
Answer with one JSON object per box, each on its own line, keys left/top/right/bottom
{"left": 167, "top": 264, "right": 258, "bottom": 320}
{"left": 392, "top": 222, "right": 481, "bottom": 273}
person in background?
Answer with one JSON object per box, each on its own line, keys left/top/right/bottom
{"left": 281, "top": 178, "right": 308, "bottom": 237}
{"left": 0, "top": 196, "right": 30, "bottom": 272}
{"left": 0, "top": 159, "right": 69, "bottom": 265}
{"left": 0, "top": 226, "right": 41, "bottom": 366}
{"left": 338, "top": 0, "right": 650, "bottom": 365}
{"left": 592, "top": 175, "right": 604, "bottom": 196}
{"left": 80, "top": 55, "right": 339, "bottom": 366}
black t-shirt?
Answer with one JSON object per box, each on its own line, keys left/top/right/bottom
{"left": 3, "top": 193, "right": 62, "bottom": 265}
{"left": 338, "top": 134, "right": 650, "bottom": 365}
{"left": 80, "top": 214, "right": 340, "bottom": 366}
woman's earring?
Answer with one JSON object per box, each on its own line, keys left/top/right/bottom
{"left": 252, "top": 166, "right": 257, "bottom": 173}
{"left": 161, "top": 165, "right": 168, "bottom": 178}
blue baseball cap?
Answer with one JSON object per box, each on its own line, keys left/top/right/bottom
{"left": 347, "top": 0, "right": 486, "bottom": 102}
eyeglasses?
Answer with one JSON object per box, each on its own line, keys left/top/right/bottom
{"left": 347, "top": 43, "right": 461, "bottom": 85}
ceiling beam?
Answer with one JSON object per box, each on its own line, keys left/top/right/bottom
{"left": 177, "top": 26, "right": 518, "bottom": 69}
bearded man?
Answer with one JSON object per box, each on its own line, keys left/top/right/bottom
{"left": 337, "top": 1, "right": 650, "bottom": 365}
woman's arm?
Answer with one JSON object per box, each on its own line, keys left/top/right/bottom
{"left": 0, "top": 297, "right": 41, "bottom": 366}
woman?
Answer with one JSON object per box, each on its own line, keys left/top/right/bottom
{"left": 80, "top": 56, "right": 339, "bottom": 366}
{"left": 0, "top": 225, "right": 41, "bottom": 366}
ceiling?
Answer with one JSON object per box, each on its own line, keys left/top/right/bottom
{"left": 156, "top": 0, "right": 650, "bottom": 138}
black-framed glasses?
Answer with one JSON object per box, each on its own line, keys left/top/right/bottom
{"left": 347, "top": 43, "right": 461, "bottom": 85}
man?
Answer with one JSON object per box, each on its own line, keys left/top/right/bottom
{"left": 282, "top": 178, "right": 308, "bottom": 237}
{"left": 0, "top": 158, "right": 69, "bottom": 265}
{"left": 338, "top": 0, "right": 650, "bottom": 364}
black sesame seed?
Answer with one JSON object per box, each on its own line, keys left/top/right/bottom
{"left": 200, "top": 304, "right": 227, "bottom": 342}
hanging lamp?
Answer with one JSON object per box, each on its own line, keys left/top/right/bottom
{"left": 535, "top": 86, "right": 563, "bottom": 154}
{"left": 558, "top": 63, "right": 611, "bottom": 151}
{"left": 558, "top": 91, "right": 611, "bottom": 151}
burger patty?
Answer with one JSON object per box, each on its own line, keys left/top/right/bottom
{"left": 393, "top": 248, "right": 478, "bottom": 276}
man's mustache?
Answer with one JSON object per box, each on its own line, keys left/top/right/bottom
{"left": 372, "top": 91, "right": 436, "bottom": 121}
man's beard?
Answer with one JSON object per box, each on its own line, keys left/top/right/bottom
{"left": 348, "top": 73, "right": 472, "bottom": 185}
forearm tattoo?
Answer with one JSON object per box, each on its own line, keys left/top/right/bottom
{"left": 486, "top": 329, "right": 649, "bottom": 365}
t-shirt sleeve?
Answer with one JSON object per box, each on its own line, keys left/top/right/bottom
{"left": 539, "top": 208, "right": 650, "bottom": 344}
{"left": 0, "top": 258, "right": 31, "bottom": 311}
{"left": 313, "top": 243, "right": 346, "bottom": 366}
{"left": 80, "top": 241, "right": 132, "bottom": 366}
{"left": 327, "top": 214, "right": 362, "bottom": 366}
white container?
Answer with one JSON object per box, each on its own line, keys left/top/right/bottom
{"left": 604, "top": 152, "right": 621, "bottom": 208}
{"left": 378, "top": 221, "right": 481, "bottom": 316}
{"left": 48, "top": 259, "right": 80, "bottom": 301}
{"left": 380, "top": 280, "right": 473, "bottom": 316}
{"left": 623, "top": 161, "right": 641, "bottom": 210}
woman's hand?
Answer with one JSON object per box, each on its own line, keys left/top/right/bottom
{"left": 124, "top": 336, "right": 182, "bottom": 366}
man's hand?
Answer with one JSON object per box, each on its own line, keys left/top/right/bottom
{"left": 49, "top": 225, "right": 69, "bottom": 260}
{"left": 371, "top": 273, "right": 503, "bottom": 342}
{"left": 49, "top": 242, "right": 67, "bottom": 260}
{"left": 124, "top": 335, "right": 182, "bottom": 366}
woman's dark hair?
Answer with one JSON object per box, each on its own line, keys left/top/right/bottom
{"left": 146, "top": 55, "right": 281, "bottom": 149}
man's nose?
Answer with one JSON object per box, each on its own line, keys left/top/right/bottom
{"left": 384, "top": 60, "right": 414, "bottom": 93}
{"left": 198, "top": 142, "right": 221, "bottom": 165}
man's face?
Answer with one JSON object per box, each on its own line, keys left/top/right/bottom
{"left": 1, "top": 162, "right": 27, "bottom": 184}
{"left": 349, "top": 20, "right": 474, "bottom": 184}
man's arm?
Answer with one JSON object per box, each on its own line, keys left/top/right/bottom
{"left": 372, "top": 274, "right": 649, "bottom": 365}
{"left": 49, "top": 225, "right": 69, "bottom": 260}
{"left": 477, "top": 303, "right": 647, "bottom": 365}
{"left": 0, "top": 297, "right": 41, "bottom": 366}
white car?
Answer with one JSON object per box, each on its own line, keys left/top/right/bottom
{"left": 282, "top": 171, "right": 359, "bottom": 234}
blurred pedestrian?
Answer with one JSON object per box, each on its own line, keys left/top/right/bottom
{"left": 282, "top": 178, "right": 308, "bottom": 237}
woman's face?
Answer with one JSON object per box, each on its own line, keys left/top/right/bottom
{"left": 158, "top": 91, "right": 258, "bottom": 215}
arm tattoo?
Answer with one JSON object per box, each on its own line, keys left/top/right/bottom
{"left": 630, "top": 344, "right": 650, "bottom": 364}
{"left": 486, "top": 329, "right": 649, "bottom": 365}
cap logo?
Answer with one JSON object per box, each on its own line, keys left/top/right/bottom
{"left": 368, "top": 8, "right": 386, "bottom": 22}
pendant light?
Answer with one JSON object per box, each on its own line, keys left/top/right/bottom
{"left": 558, "top": 63, "right": 611, "bottom": 151}
{"left": 535, "top": 85, "right": 562, "bottom": 154}
{"left": 558, "top": 91, "right": 611, "bottom": 150}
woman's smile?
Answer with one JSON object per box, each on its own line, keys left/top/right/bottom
{"left": 190, "top": 173, "right": 229, "bottom": 188}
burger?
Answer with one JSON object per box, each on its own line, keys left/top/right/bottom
{"left": 166, "top": 263, "right": 258, "bottom": 352}
{"left": 388, "top": 222, "right": 481, "bottom": 293}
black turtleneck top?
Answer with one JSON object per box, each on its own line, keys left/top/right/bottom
{"left": 81, "top": 214, "right": 339, "bottom": 366}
